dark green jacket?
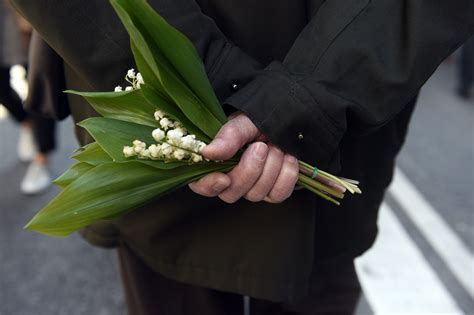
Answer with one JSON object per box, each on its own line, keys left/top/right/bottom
{"left": 11, "top": 0, "right": 474, "bottom": 302}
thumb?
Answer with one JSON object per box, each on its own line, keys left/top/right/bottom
{"left": 203, "top": 114, "right": 260, "bottom": 160}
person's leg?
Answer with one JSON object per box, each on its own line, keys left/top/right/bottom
{"left": 0, "top": 65, "right": 37, "bottom": 161}
{"left": 0, "top": 66, "right": 28, "bottom": 123}
{"left": 20, "top": 114, "right": 55, "bottom": 194}
{"left": 32, "top": 114, "right": 56, "bottom": 157}
{"left": 118, "top": 244, "right": 244, "bottom": 315}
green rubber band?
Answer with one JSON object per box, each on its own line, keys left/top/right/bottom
{"left": 312, "top": 167, "right": 319, "bottom": 179}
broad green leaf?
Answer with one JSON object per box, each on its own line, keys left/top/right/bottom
{"left": 136, "top": 160, "right": 192, "bottom": 170}
{"left": 66, "top": 90, "right": 157, "bottom": 127}
{"left": 118, "top": 0, "right": 227, "bottom": 124}
{"left": 25, "top": 161, "right": 234, "bottom": 236}
{"left": 132, "top": 40, "right": 210, "bottom": 142}
{"left": 129, "top": 39, "right": 171, "bottom": 103}
{"left": 54, "top": 162, "right": 95, "bottom": 189}
{"left": 78, "top": 118, "right": 155, "bottom": 161}
{"left": 72, "top": 142, "right": 113, "bottom": 165}
{"left": 110, "top": 0, "right": 224, "bottom": 138}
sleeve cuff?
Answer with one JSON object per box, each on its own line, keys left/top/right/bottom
{"left": 224, "top": 61, "right": 342, "bottom": 168}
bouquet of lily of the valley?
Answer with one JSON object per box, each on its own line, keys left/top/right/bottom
{"left": 25, "top": 0, "right": 361, "bottom": 237}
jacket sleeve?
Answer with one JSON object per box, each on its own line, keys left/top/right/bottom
{"left": 225, "top": 0, "right": 474, "bottom": 168}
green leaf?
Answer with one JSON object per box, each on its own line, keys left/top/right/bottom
{"left": 136, "top": 160, "right": 191, "bottom": 170}
{"left": 25, "top": 161, "right": 234, "bottom": 236}
{"left": 129, "top": 41, "right": 213, "bottom": 141}
{"left": 66, "top": 90, "right": 157, "bottom": 127}
{"left": 72, "top": 142, "right": 113, "bottom": 165}
{"left": 78, "top": 117, "right": 155, "bottom": 161}
{"left": 54, "top": 162, "right": 95, "bottom": 189}
{"left": 129, "top": 38, "right": 171, "bottom": 102}
{"left": 110, "top": 0, "right": 224, "bottom": 138}
{"left": 120, "top": 0, "right": 227, "bottom": 124}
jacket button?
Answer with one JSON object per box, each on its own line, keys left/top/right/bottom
{"left": 230, "top": 81, "right": 239, "bottom": 92}
{"left": 297, "top": 132, "right": 304, "bottom": 140}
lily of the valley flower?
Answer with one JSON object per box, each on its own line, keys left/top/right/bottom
{"left": 123, "top": 109, "right": 207, "bottom": 162}
{"left": 115, "top": 69, "right": 145, "bottom": 92}
{"left": 152, "top": 128, "right": 165, "bottom": 142}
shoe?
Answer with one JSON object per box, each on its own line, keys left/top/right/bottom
{"left": 17, "top": 126, "right": 37, "bottom": 162}
{"left": 21, "top": 161, "right": 52, "bottom": 195}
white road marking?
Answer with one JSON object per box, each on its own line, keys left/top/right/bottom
{"left": 390, "top": 168, "right": 474, "bottom": 297}
{"left": 356, "top": 204, "right": 463, "bottom": 314}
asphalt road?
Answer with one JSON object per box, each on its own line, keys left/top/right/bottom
{"left": 0, "top": 59, "right": 472, "bottom": 315}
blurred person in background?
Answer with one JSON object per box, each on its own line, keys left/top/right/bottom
{"left": 457, "top": 35, "right": 474, "bottom": 100}
{"left": 0, "top": 0, "right": 56, "bottom": 194}
{"left": 0, "top": 0, "right": 33, "bottom": 161}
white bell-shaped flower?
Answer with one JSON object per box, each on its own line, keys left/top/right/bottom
{"left": 127, "top": 68, "right": 136, "bottom": 79}
{"left": 123, "top": 146, "right": 135, "bottom": 157}
{"left": 154, "top": 110, "right": 165, "bottom": 121}
{"left": 160, "top": 118, "right": 173, "bottom": 130}
{"left": 152, "top": 128, "right": 165, "bottom": 142}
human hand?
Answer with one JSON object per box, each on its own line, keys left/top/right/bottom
{"left": 188, "top": 114, "right": 299, "bottom": 203}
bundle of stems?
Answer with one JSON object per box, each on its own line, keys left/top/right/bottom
{"left": 298, "top": 161, "right": 361, "bottom": 205}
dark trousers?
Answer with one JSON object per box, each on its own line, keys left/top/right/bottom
{"left": 0, "top": 66, "right": 56, "bottom": 154}
{"left": 118, "top": 245, "right": 361, "bottom": 315}
{"left": 31, "top": 113, "right": 56, "bottom": 154}
{"left": 459, "top": 36, "right": 474, "bottom": 95}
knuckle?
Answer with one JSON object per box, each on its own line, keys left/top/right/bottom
{"left": 233, "top": 114, "right": 258, "bottom": 141}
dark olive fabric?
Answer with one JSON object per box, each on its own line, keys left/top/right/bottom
{"left": 118, "top": 244, "right": 361, "bottom": 315}
{"left": 10, "top": 0, "right": 474, "bottom": 302}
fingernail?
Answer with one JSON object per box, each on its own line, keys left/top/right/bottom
{"left": 286, "top": 155, "right": 297, "bottom": 164}
{"left": 253, "top": 143, "right": 268, "bottom": 161}
{"left": 212, "top": 180, "right": 228, "bottom": 193}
